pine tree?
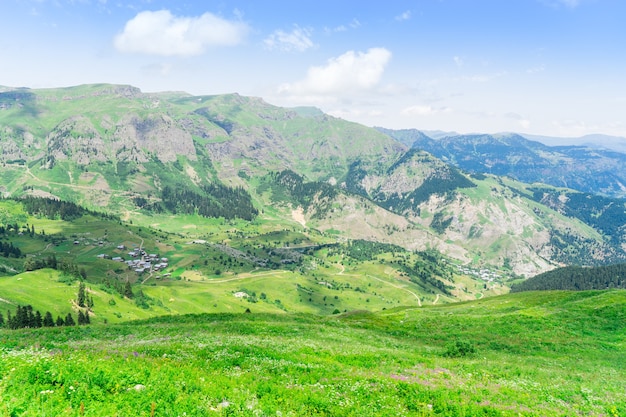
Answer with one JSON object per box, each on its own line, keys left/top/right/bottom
{"left": 0, "top": 311, "right": 4, "bottom": 327}
{"left": 7, "top": 310, "right": 13, "bottom": 329}
{"left": 43, "top": 311, "right": 55, "bottom": 327}
{"left": 124, "top": 281, "right": 134, "bottom": 299}
{"left": 65, "top": 313, "right": 75, "bottom": 326}
{"left": 78, "top": 311, "right": 86, "bottom": 325}
{"left": 56, "top": 316, "right": 65, "bottom": 327}
{"left": 16, "top": 305, "right": 27, "bottom": 328}
{"left": 77, "top": 281, "right": 86, "bottom": 307}
{"left": 34, "top": 311, "right": 43, "bottom": 328}
{"left": 84, "top": 312, "right": 90, "bottom": 324}
{"left": 26, "top": 306, "right": 36, "bottom": 328}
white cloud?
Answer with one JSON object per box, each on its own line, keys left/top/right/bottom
{"left": 114, "top": 10, "right": 249, "bottom": 56}
{"left": 324, "top": 18, "right": 361, "bottom": 34}
{"left": 278, "top": 47, "right": 392, "bottom": 96}
{"left": 402, "top": 105, "right": 451, "bottom": 116}
{"left": 264, "top": 26, "right": 315, "bottom": 52}
{"left": 453, "top": 56, "right": 464, "bottom": 67}
{"left": 395, "top": 10, "right": 411, "bottom": 21}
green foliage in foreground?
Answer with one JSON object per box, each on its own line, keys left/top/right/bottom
{"left": 1, "top": 290, "right": 625, "bottom": 416}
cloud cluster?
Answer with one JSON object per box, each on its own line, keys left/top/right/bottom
{"left": 114, "top": 10, "right": 249, "bottom": 56}
{"left": 278, "top": 47, "right": 392, "bottom": 96}
{"left": 264, "top": 26, "right": 315, "bottom": 52}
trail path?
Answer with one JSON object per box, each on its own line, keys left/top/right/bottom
{"left": 196, "top": 270, "right": 290, "bottom": 284}
{"left": 38, "top": 243, "right": 53, "bottom": 255}
{"left": 0, "top": 297, "right": 15, "bottom": 305}
{"left": 367, "top": 274, "right": 422, "bottom": 307}
{"left": 433, "top": 294, "right": 440, "bottom": 305}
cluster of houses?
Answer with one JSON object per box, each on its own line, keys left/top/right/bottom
{"left": 96, "top": 244, "right": 169, "bottom": 275}
{"left": 457, "top": 265, "right": 500, "bottom": 282}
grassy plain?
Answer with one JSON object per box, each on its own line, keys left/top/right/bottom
{"left": 1, "top": 290, "right": 624, "bottom": 416}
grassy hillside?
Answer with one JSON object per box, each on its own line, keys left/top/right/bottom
{"left": 1, "top": 290, "right": 624, "bottom": 416}
{"left": 1, "top": 197, "right": 502, "bottom": 324}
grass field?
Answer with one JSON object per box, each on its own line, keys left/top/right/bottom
{"left": 1, "top": 290, "right": 624, "bottom": 416}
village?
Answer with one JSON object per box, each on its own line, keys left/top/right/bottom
{"left": 94, "top": 244, "right": 169, "bottom": 276}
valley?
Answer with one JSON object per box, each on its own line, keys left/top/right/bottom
{"left": 1, "top": 84, "right": 625, "bottom": 416}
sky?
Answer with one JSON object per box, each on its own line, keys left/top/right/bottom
{"left": 1, "top": 0, "right": 625, "bottom": 138}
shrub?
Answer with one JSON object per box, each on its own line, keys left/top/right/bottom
{"left": 443, "top": 339, "right": 476, "bottom": 358}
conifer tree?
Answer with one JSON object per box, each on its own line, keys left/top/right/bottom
{"left": 0, "top": 311, "right": 4, "bottom": 327}
{"left": 56, "top": 316, "right": 65, "bottom": 327}
{"left": 26, "top": 306, "right": 36, "bottom": 328}
{"left": 43, "top": 311, "right": 55, "bottom": 327}
{"left": 34, "top": 310, "right": 43, "bottom": 328}
{"left": 65, "top": 313, "right": 75, "bottom": 326}
{"left": 77, "top": 311, "right": 86, "bottom": 325}
{"left": 16, "top": 305, "right": 27, "bottom": 328}
{"left": 124, "top": 281, "right": 134, "bottom": 299}
{"left": 77, "top": 281, "right": 86, "bottom": 307}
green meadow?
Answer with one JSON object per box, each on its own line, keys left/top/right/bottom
{"left": 1, "top": 290, "right": 624, "bottom": 416}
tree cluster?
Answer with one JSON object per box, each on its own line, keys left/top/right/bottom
{"left": 531, "top": 188, "right": 626, "bottom": 245}
{"left": 160, "top": 183, "right": 258, "bottom": 220}
{"left": 2, "top": 305, "right": 89, "bottom": 330}
{"left": 0, "top": 240, "right": 21, "bottom": 258}
{"left": 267, "top": 170, "right": 337, "bottom": 218}
{"left": 23, "top": 254, "right": 87, "bottom": 281}
{"left": 511, "top": 263, "right": 626, "bottom": 292}
{"left": 334, "top": 239, "right": 406, "bottom": 262}
{"left": 20, "top": 196, "right": 85, "bottom": 221}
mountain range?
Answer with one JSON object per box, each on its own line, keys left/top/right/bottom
{"left": 2, "top": 84, "right": 626, "bottom": 278}
{"left": 377, "top": 128, "right": 626, "bottom": 199}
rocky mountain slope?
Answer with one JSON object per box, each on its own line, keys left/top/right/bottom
{"left": 2, "top": 84, "right": 626, "bottom": 276}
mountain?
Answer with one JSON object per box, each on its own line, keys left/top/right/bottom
{"left": 523, "top": 133, "right": 626, "bottom": 153}
{"left": 2, "top": 84, "right": 626, "bottom": 278}
{"left": 378, "top": 128, "right": 626, "bottom": 199}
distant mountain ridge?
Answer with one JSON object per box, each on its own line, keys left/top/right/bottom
{"left": 522, "top": 133, "right": 626, "bottom": 153}
{"left": 377, "top": 128, "right": 626, "bottom": 199}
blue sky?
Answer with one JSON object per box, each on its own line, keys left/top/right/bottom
{"left": 1, "top": 0, "right": 625, "bottom": 138}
